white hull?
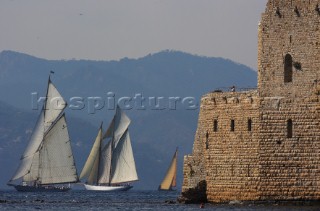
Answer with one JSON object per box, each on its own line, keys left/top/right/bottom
{"left": 84, "top": 184, "right": 133, "bottom": 191}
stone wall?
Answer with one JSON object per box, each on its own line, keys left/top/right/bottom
{"left": 181, "top": 90, "right": 261, "bottom": 203}
{"left": 203, "top": 91, "right": 260, "bottom": 203}
{"left": 259, "top": 97, "right": 320, "bottom": 200}
{"left": 181, "top": 102, "right": 207, "bottom": 193}
{"left": 181, "top": 0, "right": 320, "bottom": 203}
{"left": 258, "top": 0, "right": 320, "bottom": 201}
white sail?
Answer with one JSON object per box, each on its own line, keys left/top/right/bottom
{"left": 12, "top": 79, "right": 66, "bottom": 181}
{"left": 39, "top": 115, "right": 78, "bottom": 185}
{"left": 87, "top": 149, "right": 100, "bottom": 185}
{"left": 97, "top": 140, "right": 112, "bottom": 184}
{"left": 103, "top": 119, "right": 114, "bottom": 139}
{"left": 82, "top": 106, "right": 138, "bottom": 188}
{"left": 10, "top": 111, "right": 45, "bottom": 181}
{"left": 9, "top": 76, "right": 79, "bottom": 189}
{"left": 110, "top": 130, "right": 138, "bottom": 184}
{"left": 23, "top": 151, "right": 40, "bottom": 182}
{"left": 79, "top": 127, "right": 102, "bottom": 182}
{"left": 44, "top": 80, "right": 66, "bottom": 131}
{"left": 110, "top": 105, "right": 131, "bottom": 148}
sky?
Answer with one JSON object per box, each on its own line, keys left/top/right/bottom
{"left": 0, "top": 0, "right": 267, "bottom": 70}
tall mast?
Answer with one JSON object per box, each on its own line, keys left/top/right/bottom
{"left": 96, "top": 122, "right": 103, "bottom": 185}
{"left": 108, "top": 117, "right": 115, "bottom": 185}
{"left": 38, "top": 75, "right": 53, "bottom": 184}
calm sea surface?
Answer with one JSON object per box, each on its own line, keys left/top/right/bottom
{"left": 0, "top": 190, "right": 320, "bottom": 210}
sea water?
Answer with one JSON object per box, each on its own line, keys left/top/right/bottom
{"left": 0, "top": 190, "right": 319, "bottom": 210}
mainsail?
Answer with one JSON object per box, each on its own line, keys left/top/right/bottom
{"left": 110, "top": 129, "right": 137, "bottom": 184}
{"left": 158, "top": 148, "right": 178, "bottom": 190}
{"left": 39, "top": 114, "right": 78, "bottom": 184}
{"left": 9, "top": 77, "right": 78, "bottom": 185}
{"left": 80, "top": 106, "right": 138, "bottom": 186}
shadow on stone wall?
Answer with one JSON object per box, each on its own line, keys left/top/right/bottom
{"left": 177, "top": 180, "right": 207, "bottom": 204}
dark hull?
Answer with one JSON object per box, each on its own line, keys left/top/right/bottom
{"left": 13, "top": 185, "right": 70, "bottom": 192}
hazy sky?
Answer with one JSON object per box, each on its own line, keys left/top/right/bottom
{"left": 0, "top": 0, "right": 267, "bottom": 70}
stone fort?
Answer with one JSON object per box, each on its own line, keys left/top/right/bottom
{"left": 181, "top": 0, "right": 320, "bottom": 203}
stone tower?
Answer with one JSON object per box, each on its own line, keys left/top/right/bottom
{"left": 181, "top": 0, "right": 320, "bottom": 203}
{"left": 258, "top": 0, "right": 320, "bottom": 97}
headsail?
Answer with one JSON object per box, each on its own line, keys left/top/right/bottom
{"left": 22, "top": 151, "right": 40, "bottom": 182}
{"left": 159, "top": 148, "right": 178, "bottom": 190}
{"left": 79, "top": 125, "right": 103, "bottom": 185}
{"left": 9, "top": 111, "right": 45, "bottom": 181}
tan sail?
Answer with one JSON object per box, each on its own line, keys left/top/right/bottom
{"left": 158, "top": 148, "right": 178, "bottom": 191}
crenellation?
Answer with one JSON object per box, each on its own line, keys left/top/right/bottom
{"left": 181, "top": 0, "right": 320, "bottom": 204}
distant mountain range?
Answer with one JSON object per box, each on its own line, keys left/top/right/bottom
{"left": 0, "top": 50, "right": 257, "bottom": 190}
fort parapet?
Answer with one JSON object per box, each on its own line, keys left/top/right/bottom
{"left": 181, "top": 0, "right": 320, "bottom": 203}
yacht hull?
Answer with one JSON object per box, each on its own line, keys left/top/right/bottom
{"left": 84, "top": 184, "right": 133, "bottom": 191}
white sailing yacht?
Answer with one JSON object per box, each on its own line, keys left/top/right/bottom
{"left": 7, "top": 76, "right": 79, "bottom": 192}
{"left": 158, "top": 148, "right": 178, "bottom": 191}
{"left": 80, "top": 105, "right": 138, "bottom": 191}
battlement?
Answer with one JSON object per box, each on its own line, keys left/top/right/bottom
{"left": 265, "top": 0, "right": 320, "bottom": 12}
{"left": 202, "top": 90, "right": 258, "bottom": 108}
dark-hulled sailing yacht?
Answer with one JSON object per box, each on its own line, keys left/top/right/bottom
{"left": 7, "top": 76, "right": 78, "bottom": 192}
